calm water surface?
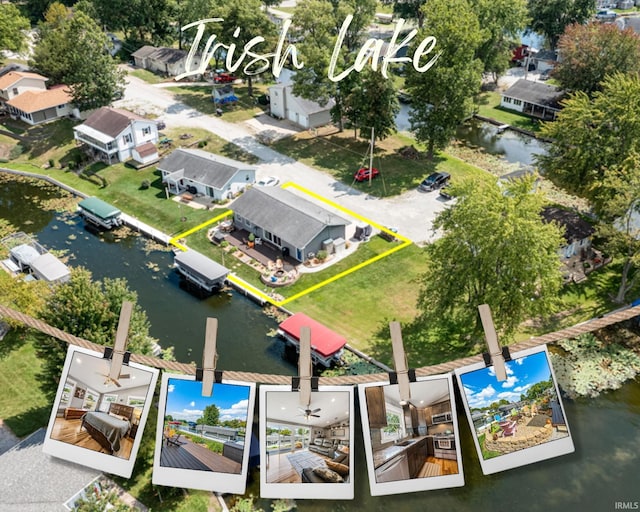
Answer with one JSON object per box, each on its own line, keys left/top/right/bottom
{"left": 2, "top": 177, "right": 639, "bottom": 510}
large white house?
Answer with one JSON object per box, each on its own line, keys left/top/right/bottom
{"left": 268, "top": 83, "right": 335, "bottom": 129}
{"left": 73, "top": 107, "right": 159, "bottom": 165}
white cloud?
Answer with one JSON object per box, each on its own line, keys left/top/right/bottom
{"left": 497, "top": 391, "right": 522, "bottom": 403}
{"left": 170, "top": 408, "right": 204, "bottom": 421}
{"left": 514, "top": 357, "right": 526, "bottom": 365}
{"left": 513, "top": 384, "right": 531, "bottom": 393}
{"left": 466, "top": 384, "right": 497, "bottom": 409}
{"left": 218, "top": 399, "right": 249, "bottom": 420}
{"left": 502, "top": 376, "right": 518, "bottom": 388}
{"left": 190, "top": 401, "right": 196, "bottom": 407}
{"left": 168, "top": 384, "right": 175, "bottom": 393}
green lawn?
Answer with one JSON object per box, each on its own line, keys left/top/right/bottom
{"left": 129, "top": 69, "right": 166, "bottom": 84}
{"left": 0, "top": 333, "right": 52, "bottom": 437}
{"left": 474, "top": 91, "right": 541, "bottom": 132}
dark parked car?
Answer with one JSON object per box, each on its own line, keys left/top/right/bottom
{"left": 419, "top": 172, "right": 450, "bottom": 191}
{"left": 354, "top": 167, "right": 380, "bottom": 182}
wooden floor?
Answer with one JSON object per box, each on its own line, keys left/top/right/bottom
{"left": 418, "top": 456, "right": 459, "bottom": 477}
{"left": 51, "top": 418, "right": 133, "bottom": 460}
{"left": 160, "top": 438, "right": 241, "bottom": 474}
{"left": 266, "top": 450, "right": 333, "bottom": 483}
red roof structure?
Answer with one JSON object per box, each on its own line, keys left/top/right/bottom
{"left": 278, "top": 313, "right": 346, "bottom": 357}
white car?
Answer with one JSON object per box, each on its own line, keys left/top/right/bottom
{"left": 256, "top": 176, "right": 280, "bottom": 187}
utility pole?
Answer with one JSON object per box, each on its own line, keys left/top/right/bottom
{"left": 369, "top": 126, "right": 374, "bottom": 185}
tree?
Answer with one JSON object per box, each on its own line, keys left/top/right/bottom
{"left": 393, "top": 0, "right": 426, "bottom": 28}
{"left": 0, "top": 3, "right": 30, "bottom": 54}
{"left": 31, "top": 7, "right": 125, "bottom": 110}
{"left": 34, "top": 267, "right": 157, "bottom": 398}
{"left": 417, "top": 177, "right": 564, "bottom": 341}
{"left": 594, "top": 154, "right": 640, "bottom": 303}
{"left": 198, "top": 404, "right": 220, "bottom": 426}
{"left": 527, "top": 0, "right": 595, "bottom": 50}
{"left": 536, "top": 73, "right": 640, "bottom": 200}
{"left": 553, "top": 22, "right": 640, "bottom": 95}
{"left": 343, "top": 66, "right": 399, "bottom": 141}
{"left": 471, "top": 0, "right": 529, "bottom": 81}
{"left": 406, "top": 0, "right": 483, "bottom": 159}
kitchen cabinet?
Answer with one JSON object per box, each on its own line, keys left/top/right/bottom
{"left": 375, "top": 453, "right": 410, "bottom": 482}
{"left": 431, "top": 400, "right": 451, "bottom": 415}
{"left": 407, "top": 438, "right": 427, "bottom": 478}
{"left": 410, "top": 405, "right": 419, "bottom": 429}
{"left": 426, "top": 436, "right": 434, "bottom": 456}
{"left": 365, "top": 386, "right": 387, "bottom": 428}
{"left": 424, "top": 406, "right": 433, "bottom": 426}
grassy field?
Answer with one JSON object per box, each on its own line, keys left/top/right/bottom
{"left": 129, "top": 69, "right": 166, "bottom": 84}
{"left": 474, "top": 91, "right": 541, "bottom": 132}
{"left": 271, "top": 129, "right": 493, "bottom": 198}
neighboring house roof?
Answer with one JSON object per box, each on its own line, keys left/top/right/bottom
{"left": 270, "top": 84, "right": 336, "bottom": 116}
{"left": 136, "top": 141, "right": 158, "bottom": 158}
{"left": 81, "top": 107, "right": 147, "bottom": 138}
{"left": 6, "top": 85, "right": 72, "bottom": 113}
{"left": 541, "top": 206, "right": 595, "bottom": 243}
{"left": 0, "top": 63, "right": 30, "bottom": 78}
{"left": 148, "top": 47, "right": 188, "bottom": 64}
{"left": 131, "top": 45, "right": 157, "bottom": 59}
{"left": 279, "top": 312, "right": 346, "bottom": 357}
{"left": 232, "top": 187, "right": 349, "bottom": 248}
{"left": 0, "top": 428, "right": 101, "bottom": 511}
{"left": 0, "top": 71, "right": 48, "bottom": 90}
{"left": 159, "top": 148, "right": 254, "bottom": 190}
{"left": 502, "top": 79, "right": 565, "bottom": 109}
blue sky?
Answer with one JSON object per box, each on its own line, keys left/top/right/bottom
{"left": 459, "top": 351, "right": 553, "bottom": 410}
{"left": 165, "top": 379, "right": 251, "bottom": 422}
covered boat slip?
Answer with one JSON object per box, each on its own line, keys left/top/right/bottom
{"left": 174, "top": 249, "right": 229, "bottom": 293}
{"left": 277, "top": 312, "right": 347, "bottom": 367}
{"left": 78, "top": 197, "right": 122, "bottom": 229}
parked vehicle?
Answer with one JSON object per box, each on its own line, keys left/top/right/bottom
{"left": 256, "top": 176, "right": 280, "bottom": 187}
{"left": 595, "top": 9, "right": 616, "bottom": 21}
{"left": 213, "top": 72, "right": 238, "bottom": 83}
{"left": 418, "top": 172, "right": 450, "bottom": 191}
{"left": 354, "top": 167, "right": 379, "bottom": 182}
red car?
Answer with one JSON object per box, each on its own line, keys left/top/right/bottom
{"left": 213, "top": 72, "right": 237, "bottom": 84}
{"left": 354, "top": 167, "right": 379, "bottom": 182}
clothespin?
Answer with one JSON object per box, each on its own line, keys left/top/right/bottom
{"left": 196, "top": 318, "right": 222, "bottom": 397}
{"left": 389, "top": 321, "right": 415, "bottom": 405}
{"left": 103, "top": 301, "right": 132, "bottom": 381}
{"left": 292, "top": 326, "right": 318, "bottom": 406}
{"left": 479, "top": 304, "right": 511, "bottom": 382}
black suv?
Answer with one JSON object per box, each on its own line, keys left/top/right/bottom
{"left": 419, "top": 172, "right": 450, "bottom": 192}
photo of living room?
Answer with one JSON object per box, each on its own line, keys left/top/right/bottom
{"left": 263, "top": 388, "right": 352, "bottom": 485}
{"left": 47, "top": 349, "right": 155, "bottom": 460}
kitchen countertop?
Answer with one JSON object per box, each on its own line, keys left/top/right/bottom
{"left": 373, "top": 436, "right": 429, "bottom": 469}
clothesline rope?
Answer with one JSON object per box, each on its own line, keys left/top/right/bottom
{"left": 2, "top": 303, "right": 639, "bottom": 384}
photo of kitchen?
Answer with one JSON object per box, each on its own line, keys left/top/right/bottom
{"left": 360, "top": 375, "right": 463, "bottom": 487}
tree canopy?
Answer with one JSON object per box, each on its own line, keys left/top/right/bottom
{"left": 527, "top": 0, "right": 596, "bottom": 49}
{"left": 553, "top": 22, "right": 640, "bottom": 95}
{"left": 198, "top": 404, "right": 220, "bottom": 426}
{"left": 537, "top": 73, "right": 640, "bottom": 201}
{"left": 417, "top": 176, "right": 563, "bottom": 341}
{"left": 0, "top": 3, "right": 30, "bottom": 54}
{"left": 406, "top": 0, "right": 483, "bottom": 158}
{"left": 30, "top": 5, "right": 125, "bottom": 110}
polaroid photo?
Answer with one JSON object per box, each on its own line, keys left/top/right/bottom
{"left": 358, "top": 374, "right": 465, "bottom": 496}
{"left": 43, "top": 345, "right": 159, "bottom": 478}
{"left": 152, "top": 373, "right": 256, "bottom": 494}
{"left": 260, "top": 385, "right": 354, "bottom": 500}
{"left": 455, "top": 344, "right": 574, "bottom": 475}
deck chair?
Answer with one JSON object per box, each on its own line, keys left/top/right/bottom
{"left": 164, "top": 428, "right": 183, "bottom": 446}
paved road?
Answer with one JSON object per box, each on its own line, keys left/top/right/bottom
{"left": 115, "top": 73, "right": 448, "bottom": 245}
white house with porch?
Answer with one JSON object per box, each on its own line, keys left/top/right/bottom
{"left": 157, "top": 148, "right": 256, "bottom": 200}
{"left": 500, "top": 79, "right": 565, "bottom": 120}
{"left": 73, "top": 107, "right": 159, "bottom": 165}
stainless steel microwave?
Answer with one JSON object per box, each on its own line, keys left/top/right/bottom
{"left": 432, "top": 412, "right": 452, "bottom": 424}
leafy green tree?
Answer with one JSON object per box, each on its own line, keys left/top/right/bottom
{"left": 471, "top": 0, "right": 529, "bottom": 81}
{"left": 406, "top": 0, "right": 483, "bottom": 159}
{"left": 594, "top": 154, "right": 640, "bottom": 303}
{"left": 343, "top": 66, "right": 399, "bottom": 141}
{"left": 393, "top": 0, "right": 426, "bottom": 27}
{"left": 197, "top": 404, "right": 220, "bottom": 426}
{"left": 537, "top": 73, "right": 640, "bottom": 200}
{"left": 417, "top": 177, "right": 564, "bottom": 341}
{"left": 31, "top": 7, "right": 125, "bottom": 110}
{"left": 527, "top": 0, "right": 595, "bottom": 50}
{"left": 553, "top": 23, "right": 640, "bottom": 95}
{"left": 0, "top": 3, "right": 30, "bottom": 54}
{"left": 34, "top": 267, "right": 157, "bottom": 398}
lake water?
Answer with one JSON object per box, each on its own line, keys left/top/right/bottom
{"left": 2, "top": 177, "right": 639, "bottom": 510}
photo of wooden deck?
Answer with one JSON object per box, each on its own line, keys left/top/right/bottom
{"left": 160, "top": 436, "right": 242, "bottom": 474}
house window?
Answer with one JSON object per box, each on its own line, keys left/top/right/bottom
{"left": 57, "top": 104, "right": 66, "bottom": 109}
{"left": 380, "top": 404, "right": 404, "bottom": 443}
{"left": 206, "top": 186, "right": 214, "bottom": 197}
{"left": 142, "top": 126, "right": 151, "bottom": 135}
{"left": 245, "top": 219, "right": 253, "bottom": 229}
{"left": 503, "top": 97, "right": 512, "bottom": 103}
{"left": 513, "top": 99, "right": 522, "bottom": 106}
{"left": 264, "top": 231, "right": 281, "bottom": 246}
{"left": 123, "top": 134, "right": 133, "bottom": 144}
{"left": 12, "top": 87, "right": 18, "bottom": 96}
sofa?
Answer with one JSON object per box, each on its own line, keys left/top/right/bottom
{"left": 301, "top": 449, "right": 350, "bottom": 483}
{"left": 309, "top": 438, "right": 336, "bottom": 457}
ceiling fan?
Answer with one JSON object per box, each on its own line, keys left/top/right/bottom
{"left": 97, "top": 371, "right": 130, "bottom": 388}
{"left": 298, "top": 407, "right": 321, "bottom": 420}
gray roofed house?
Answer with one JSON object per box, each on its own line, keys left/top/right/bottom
{"left": 0, "top": 428, "right": 101, "bottom": 511}
{"left": 268, "top": 83, "right": 335, "bottom": 129}
{"left": 73, "top": 107, "right": 159, "bottom": 165}
{"left": 232, "top": 187, "right": 350, "bottom": 262}
{"left": 500, "top": 79, "right": 565, "bottom": 120}
{"left": 131, "top": 45, "right": 203, "bottom": 77}
{"left": 541, "top": 206, "right": 595, "bottom": 258}
{"left": 158, "top": 148, "right": 256, "bottom": 201}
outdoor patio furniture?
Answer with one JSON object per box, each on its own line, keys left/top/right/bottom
{"left": 500, "top": 420, "right": 517, "bottom": 437}
{"left": 164, "top": 429, "right": 184, "bottom": 447}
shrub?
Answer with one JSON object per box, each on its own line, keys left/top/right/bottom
{"left": 316, "top": 250, "right": 328, "bottom": 261}
{"left": 140, "top": 179, "right": 151, "bottom": 190}
{"left": 198, "top": 140, "right": 208, "bottom": 148}
{"left": 48, "top": 158, "right": 55, "bottom": 168}
{"left": 9, "top": 144, "right": 23, "bottom": 160}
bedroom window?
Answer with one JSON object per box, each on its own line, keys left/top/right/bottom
{"left": 60, "top": 379, "right": 76, "bottom": 406}
{"left": 83, "top": 388, "right": 99, "bottom": 410}
{"left": 99, "top": 394, "right": 118, "bottom": 412}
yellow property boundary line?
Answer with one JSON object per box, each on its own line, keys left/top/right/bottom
{"left": 169, "top": 181, "right": 412, "bottom": 306}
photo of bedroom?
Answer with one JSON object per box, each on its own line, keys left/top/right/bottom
{"left": 48, "top": 350, "right": 155, "bottom": 460}
{"left": 263, "top": 389, "right": 352, "bottom": 485}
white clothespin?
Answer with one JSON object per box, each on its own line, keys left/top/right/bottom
{"left": 200, "top": 318, "right": 219, "bottom": 397}
{"left": 390, "top": 321, "right": 412, "bottom": 404}
{"left": 479, "top": 304, "right": 508, "bottom": 381}
{"left": 107, "top": 301, "right": 132, "bottom": 382}
{"left": 298, "top": 326, "right": 313, "bottom": 407}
